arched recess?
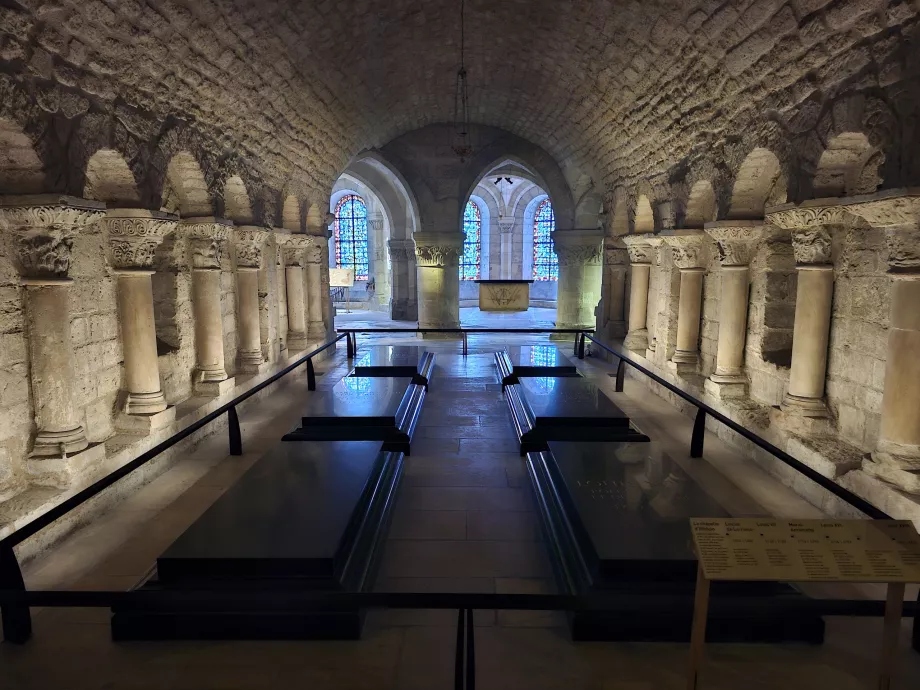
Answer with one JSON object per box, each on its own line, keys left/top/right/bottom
{"left": 281, "top": 195, "right": 301, "bottom": 231}
{"left": 84, "top": 149, "right": 141, "bottom": 206}
{"left": 813, "top": 132, "right": 882, "bottom": 198}
{"left": 727, "top": 148, "right": 787, "bottom": 219}
{"left": 633, "top": 194, "right": 655, "bottom": 233}
{"left": 574, "top": 189, "right": 603, "bottom": 229}
{"left": 522, "top": 192, "right": 550, "bottom": 281}
{"left": 684, "top": 180, "right": 717, "bottom": 228}
{"left": 0, "top": 118, "right": 45, "bottom": 194}
{"left": 161, "top": 151, "right": 212, "bottom": 217}
{"left": 223, "top": 176, "right": 253, "bottom": 224}
{"left": 465, "top": 193, "right": 491, "bottom": 281}
{"left": 305, "top": 202, "right": 325, "bottom": 233}
{"left": 608, "top": 187, "right": 630, "bottom": 236}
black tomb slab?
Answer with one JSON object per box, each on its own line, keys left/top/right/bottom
{"left": 351, "top": 345, "right": 435, "bottom": 388}
{"left": 111, "top": 441, "right": 403, "bottom": 640}
{"left": 495, "top": 345, "right": 579, "bottom": 386}
{"left": 527, "top": 441, "right": 825, "bottom": 644}
{"left": 282, "top": 376, "right": 424, "bottom": 453}
{"left": 504, "top": 376, "right": 649, "bottom": 453}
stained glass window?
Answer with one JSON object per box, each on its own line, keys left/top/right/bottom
{"left": 333, "top": 194, "right": 369, "bottom": 280}
{"left": 460, "top": 200, "right": 481, "bottom": 281}
{"left": 533, "top": 198, "right": 557, "bottom": 281}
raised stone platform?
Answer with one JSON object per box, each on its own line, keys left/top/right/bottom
{"left": 282, "top": 376, "right": 425, "bottom": 453}
{"left": 112, "top": 440, "right": 403, "bottom": 640}
{"left": 504, "top": 376, "right": 649, "bottom": 453}
{"left": 527, "top": 441, "right": 825, "bottom": 643}
{"left": 351, "top": 345, "right": 435, "bottom": 388}
{"left": 495, "top": 345, "right": 579, "bottom": 386}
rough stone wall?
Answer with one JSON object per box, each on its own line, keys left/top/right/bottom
{"left": 151, "top": 234, "right": 195, "bottom": 402}
{"left": 0, "top": 238, "right": 29, "bottom": 500}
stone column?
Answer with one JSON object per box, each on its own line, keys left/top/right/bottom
{"left": 552, "top": 229, "right": 604, "bottom": 332}
{"left": 597, "top": 237, "right": 628, "bottom": 340}
{"left": 644, "top": 236, "right": 666, "bottom": 357}
{"left": 0, "top": 196, "right": 108, "bottom": 483}
{"left": 662, "top": 231, "right": 707, "bottom": 371}
{"left": 369, "top": 213, "right": 390, "bottom": 311}
{"left": 304, "top": 235, "right": 326, "bottom": 339}
{"left": 703, "top": 222, "right": 763, "bottom": 399}
{"left": 499, "top": 219, "right": 514, "bottom": 280}
{"left": 621, "top": 234, "right": 655, "bottom": 351}
{"left": 281, "top": 235, "right": 311, "bottom": 351}
{"left": 181, "top": 218, "right": 234, "bottom": 396}
{"left": 414, "top": 232, "right": 463, "bottom": 333}
{"left": 388, "top": 238, "right": 417, "bottom": 321}
{"left": 102, "top": 209, "right": 178, "bottom": 431}
{"left": 767, "top": 203, "right": 848, "bottom": 420}
{"left": 843, "top": 192, "right": 920, "bottom": 492}
{"left": 234, "top": 226, "right": 271, "bottom": 374}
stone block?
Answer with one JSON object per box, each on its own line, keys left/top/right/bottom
{"left": 115, "top": 405, "right": 177, "bottom": 434}
{"left": 0, "top": 363, "right": 29, "bottom": 405}
{"left": 25, "top": 442, "right": 106, "bottom": 489}
{"left": 786, "top": 435, "right": 863, "bottom": 479}
{"left": 0, "top": 333, "right": 26, "bottom": 366}
{"left": 194, "top": 376, "right": 236, "bottom": 397}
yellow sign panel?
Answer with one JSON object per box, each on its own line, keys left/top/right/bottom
{"left": 329, "top": 268, "right": 354, "bottom": 287}
{"left": 690, "top": 518, "right": 920, "bottom": 583}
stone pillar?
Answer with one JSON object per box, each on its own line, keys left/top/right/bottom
{"left": 388, "top": 238, "right": 417, "bottom": 321}
{"left": 597, "top": 236, "right": 628, "bottom": 340}
{"left": 499, "top": 219, "right": 514, "bottom": 280}
{"left": 234, "top": 226, "right": 271, "bottom": 374}
{"left": 0, "top": 196, "right": 108, "bottom": 484}
{"left": 181, "top": 218, "right": 234, "bottom": 395}
{"left": 644, "top": 236, "right": 665, "bottom": 357}
{"left": 703, "top": 222, "right": 763, "bottom": 399}
{"left": 843, "top": 192, "right": 920, "bottom": 492}
{"left": 552, "top": 229, "right": 604, "bottom": 332}
{"left": 662, "top": 231, "right": 707, "bottom": 372}
{"left": 414, "top": 232, "right": 463, "bottom": 333}
{"left": 766, "top": 204, "right": 847, "bottom": 421}
{"left": 304, "top": 236, "right": 326, "bottom": 339}
{"left": 102, "top": 209, "right": 178, "bottom": 431}
{"left": 281, "top": 235, "right": 311, "bottom": 351}
{"left": 368, "top": 213, "right": 390, "bottom": 311}
{"left": 621, "top": 234, "right": 655, "bottom": 351}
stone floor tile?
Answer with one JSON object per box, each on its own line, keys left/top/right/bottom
{"left": 388, "top": 509, "right": 467, "bottom": 539}
{"left": 466, "top": 510, "right": 541, "bottom": 540}
{"left": 460, "top": 437, "right": 522, "bottom": 454}
{"left": 379, "top": 540, "right": 551, "bottom": 578}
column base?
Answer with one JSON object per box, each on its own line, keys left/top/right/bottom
{"left": 704, "top": 376, "right": 747, "bottom": 400}
{"left": 769, "top": 405, "right": 831, "bottom": 438}
{"left": 197, "top": 366, "right": 229, "bottom": 384}
{"left": 422, "top": 332, "right": 461, "bottom": 340}
{"left": 863, "top": 454, "right": 920, "bottom": 495}
{"left": 124, "top": 390, "right": 168, "bottom": 415}
{"left": 240, "top": 359, "right": 272, "bottom": 376}
{"left": 605, "top": 320, "right": 627, "bottom": 339}
{"left": 308, "top": 321, "right": 326, "bottom": 340}
{"left": 623, "top": 329, "right": 648, "bottom": 352}
{"left": 195, "top": 376, "right": 237, "bottom": 397}
{"left": 288, "top": 333, "right": 309, "bottom": 351}
{"left": 30, "top": 425, "right": 89, "bottom": 457}
{"left": 116, "top": 405, "right": 177, "bottom": 434}
{"left": 666, "top": 359, "right": 698, "bottom": 376}
{"left": 25, "top": 442, "right": 106, "bottom": 489}
{"left": 670, "top": 350, "right": 699, "bottom": 365}
{"left": 780, "top": 392, "right": 828, "bottom": 418}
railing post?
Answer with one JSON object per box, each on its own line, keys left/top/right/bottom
{"left": 454, "top": 608, "right": 475, "bottom": 690}
{"left": 228, "top": 405, "right": 242, "bottom": 456}
{"left": 615, "top": 358, "right": 626, "bottom": 393}
{"left": 913, "top": 588, "right": 920, "bottom": 653}
{"left": 0, "top": 544, "right": 31, "bottom": 643}
{"left": 346, "top": 332, "right": 355, "bottom": 358}
{"left": 307, "top": 356, "right": 316, "bottom": 391}
{"left": 351, "top": 332, "right": 358, "bottom": 356}
{"left": 462, "top": 332, "right": 468, "bottom": 356}
{"left": 454, "top": 607, "right": 465, "bottom": 690}
{"left": 577, "top": 332, "right": 586, "bottom": 359}
{"left": 691, "top": 407, "right": 706, "bottom": 458}
{"left": 573, "top": 333, "right": 579, "bottom": 356}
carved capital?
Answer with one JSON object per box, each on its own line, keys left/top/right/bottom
{"left": 413, "top": 232, "right": 463, "bottom": 267}
{"left": 180, "top": 217, "right": 232, "bottom": 270}
{"left": 101, "top": 209, "right": 178, "bottom": 270}
{"left": 841, "top": 190, "right": 920, "bottom": 228}
{"left": 498, "top": 219, "right": 514, "bottom": 235}
{"left": 551, "top": 229, "right": 604, "bottom": 267}
{"left": 766, "top": 203, "right": 850, "bottom": 230}
{"left": 621, "top": 233, "right": 655, "bottom": 265}
{"left": 368, "top": 213, "right": 385, "bottom": 234}
{"left": 883, "top": 224, "right": 920, "bottom": 273}
{"left": 388, "top": 238, "right": 416, "bottom": 262}
{"left": 281, "top": 233, "right": 316, "bottom": 266}
{"left": 662, "top": 231, "right": 706, "bottom": 270}
{"left": 0, "top": 196, "right": 105, "bottom": 279}
{"left": 791, "top": 227, "right": 833, "bottom": 265}
{"left": 234, "top": 226, "right": 271, "bottom": 269}
{"left": 704, "top": 222, "right": 763, "bottom": 267}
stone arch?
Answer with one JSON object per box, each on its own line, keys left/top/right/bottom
{"left": 633, "top": 194, "right": 655, "bottom": 233}
{"left": 727, "top": 147, "right": 786, "bottom": 219}
{"left": 574, "top": 189, "right": 603, "bottom": 229}
{"left": 161, "top": 151, "right": 212, "bottom": 217}
{"left": 281, "top": 194, "right": 301, "bottom": 231}
{"left": 223, "top": 175, "right": 253, "bottom": 224}
{"left": 684, "top": 180, "right": 717, "bottom": 228}
{"left": 608, "top": 187, "right": 630, "bottom": 236}
{"left": 0, "top": 118, "right": 45, "bottom": 194}
{"left": 84, "top": 149, "right": 141, "bottom": 206}
{"left": 346, "top": 151, "right": 422, "bottom": 241}
{"left": 813, "top": 132, "right": 882, "bottom": 198}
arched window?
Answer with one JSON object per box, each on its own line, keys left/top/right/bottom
{"left": 533, "top": 198, "right": 557, "bottom": 281}
{"left": 333, "top": 194, "right": 368, "bottom": 280}
{"left": 460, "top": 200, "right": 481, "bottom": 280}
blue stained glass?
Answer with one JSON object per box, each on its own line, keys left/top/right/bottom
{"left": 334, "top": 194, "right": 369, "bottom": 280}
{"left": 533, "top": 199, "right": 558, "bottom": 281}
{"left": 460, "top": 201, "right": 481, "bottom": 281}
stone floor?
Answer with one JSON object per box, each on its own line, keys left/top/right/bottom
{"left": 2, "top": 323, "right": 920, "bottom": 689}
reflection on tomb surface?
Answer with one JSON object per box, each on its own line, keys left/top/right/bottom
{"left": 520, "top": 377, "right": 629, "bottom": 426}
{"left": 303, "top": 376, "right": 406, "bottom": 423}
{"left": 353, "top": 345, "right": 422, "bottom": 369}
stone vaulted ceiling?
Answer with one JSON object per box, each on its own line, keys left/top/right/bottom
{"left": 1, "top": 0, "right": 918, "bottom": 208}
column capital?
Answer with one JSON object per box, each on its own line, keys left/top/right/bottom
{"left": 413, "top": 232, "right": 464, "bottom": 267}
{"left": 766, "top": 201, "right": 853, "bottom": 267}
{"left": 704, "top": 220, "right": 764, "bottom": 267}
{"left": 0, "top": 195, "right": 106, "bottom": 280}
{"left": 180, "top": 217, "right": 232, "bottom": 270}
{"left": 621, "top": 233, "right": 656, "bottom": 265}
{"left": 233, "top": 225, "right": 272, "bottom": 269}
{"left": 661, "top": 230, "right": 707, "bottom": 270}
{"left": 551, "top": 228, "right": 604, "bottom": 266}
{"left": 101, "top": 209, "right": 178, "bottom": 271}
{"left": 841, "top": 189, "right": 920, "bottom": 274}
{"left": 280, "top": 233, "right": 317, "bottom": 266}
{"left": 368, "top": 213, "right": 385, "bottom": 233}
{"left": 388, "top": 238, "right": 416, "bottom": 261}
{"left": 498, "top": 218, "right": 514, "bottom": 234}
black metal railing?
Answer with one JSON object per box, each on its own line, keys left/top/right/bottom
{"left": 336, "top": 327, "right": 591, "bottom": 357}
{"left": 0, "top": 333, "right": 347, "bottom": 643}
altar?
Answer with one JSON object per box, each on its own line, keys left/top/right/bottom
{"left": 474, "top": 279, "right": 533, "bottom": 312}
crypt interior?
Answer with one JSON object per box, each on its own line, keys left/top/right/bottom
{"left": 1, "top": 0, "right": 920, "bottom": 688}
